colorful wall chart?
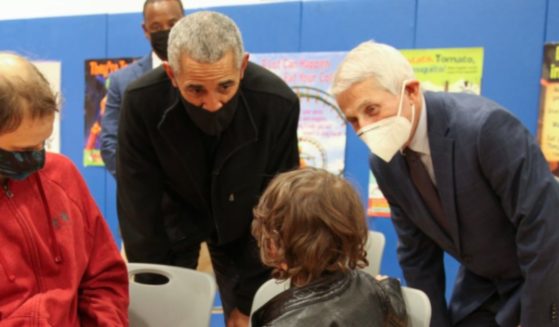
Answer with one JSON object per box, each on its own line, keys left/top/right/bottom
{"left": 251, "top": 52, "right": 347, "bottom": 175}
{"left": 83, "top": 57, "right": 135, "bottom": 166}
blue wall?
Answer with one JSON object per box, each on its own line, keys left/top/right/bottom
{"left": 1, "top": 0, "right": 556, "bottom": 300}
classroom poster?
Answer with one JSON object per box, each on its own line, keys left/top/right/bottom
{"left": 368, "top": 47, "right": 485, "bottom": 217}
{"left": 402, "top": 47, "right": 484, "bottom": 94}
{"left": 251, "top": 52, "right": 347, "bottom": 175}
{"left": 83, "top": 57, "right": 135, "bottom": 166}
{"left": 34, "top": 61, "right": 61, "bottom": 153}
{"left": 537, "top": 43, "right": 559, "bottom": 177}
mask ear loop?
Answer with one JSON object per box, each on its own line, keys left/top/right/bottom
{"left": 397, "top": 79, "right": 416, "bottom": 124}
{"left": 396, "top": 79, "right": 411, "bottom": 117}
{"left": 409, "top": 103, "right": 416, "bottom": 130}
{"left": 398, "top": 80, "right": 416, "bottom": 154}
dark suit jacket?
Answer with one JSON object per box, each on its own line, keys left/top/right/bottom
{"left": 100, "top": 54, "right": 151, "bottom": 177}
{"left": 116, "top": 62, "right": 300, "bottom": 312}
{"left": 371, "top": 91, "right": 559, "bottom": 326}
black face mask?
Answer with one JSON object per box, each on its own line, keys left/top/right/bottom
{"left": 181, "top": 92, "right": 239, "bottom": 136}
{"left": 0, "top": 148, "right": 46, "bottom": 180}
{"left": 150, "top": 29, "right": 170, "bottom": 61}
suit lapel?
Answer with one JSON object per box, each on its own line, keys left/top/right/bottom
{"left": 127, "top": 55, "right": 152, "bottom": 81}
{"left": 425, "top": 93, "right": 461, "bottom": 255}
{"left": 138, "top": 54, "right": 152, "bottom": 72}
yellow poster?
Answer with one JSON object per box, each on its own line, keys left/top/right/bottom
{"left": 537, "top": 43, "right": 559, "bottom": 176}
{"left": 401, "top": 47, "right": 484, "bottom": 93}
{"left": 540, "top": 83, "right": 559, "bottom": 161}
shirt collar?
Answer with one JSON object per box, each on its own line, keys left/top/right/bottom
{"left": 151, "top": 51, "right": 162, "bottom": 69}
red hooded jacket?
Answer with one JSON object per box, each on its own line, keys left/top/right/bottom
{"left": 0, "top": 153, "right": 128, "bottom": 326}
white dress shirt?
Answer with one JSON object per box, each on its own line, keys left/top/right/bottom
{"left": 406, "top": 96, "right": 437, "bottom": 185}
{"left": 151, "top": 52, "right": 162, "bottom": 69}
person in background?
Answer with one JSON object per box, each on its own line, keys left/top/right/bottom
{"left": 0, "top": 52, "right": 128, "bottom": 326}
{"left": 100, "top": 0, "right": 184, "bottom": 176}
{"left": 332, "top": 40, "right": 559, "bottom": 326}
{"left": 116, "top": 11, "right": 300, "bottom": 327}
{"left": 251, "top": 167, "right": 408, "bottom": 327}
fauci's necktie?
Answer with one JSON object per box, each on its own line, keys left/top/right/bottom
{"left": 404, "top": 148, "right": 448, "bottom": 232}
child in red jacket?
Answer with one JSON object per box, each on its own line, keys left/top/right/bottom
{"left": 0, "top": 52, "right": 128, "bottom": 326}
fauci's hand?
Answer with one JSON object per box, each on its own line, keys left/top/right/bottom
{"left": 227, "top": 308, "right": 249, "bottom": 327}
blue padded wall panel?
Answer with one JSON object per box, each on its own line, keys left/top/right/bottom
{"left": 300, "top": 0, "right": 416, "bottom": 51}
{"left": 546, "top": 0, "right": 559, "bottom": 41}
{"left": 194, "top": 2, "right": 302, "bottom": 53}
{"left": 105, "top": 173, "right": 118, "bottom": 244}
{"left": 107, "top": 12, "right": 150, "bottom": 57}
{"left": 0, "top": 16, "right": 118, "bottom": 242}
{"left": 416, "top": 0, "right": 548, "bottom": 133}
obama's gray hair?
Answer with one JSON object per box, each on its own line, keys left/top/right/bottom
{"left": 168, "top": 11, "right": 244, "bottom": 73}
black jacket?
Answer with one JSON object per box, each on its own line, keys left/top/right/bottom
{"left": 251, "top": 270, "right": 408, "bottom": 327}
{"left": 116, "top": 61, "right": 299, "bottom": 272}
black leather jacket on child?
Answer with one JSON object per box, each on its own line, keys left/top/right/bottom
{"left": 251, "top": 270, "right": 408, "bottom": 327}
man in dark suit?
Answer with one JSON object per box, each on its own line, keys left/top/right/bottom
{"left": 332, "top": 41, "right": 559, "bottom": 327}
{"left": 100, "top": 0, "right": 183, "bottom": 176}
{"left": 116, "top": 11, "right": 300, "bottom": 327}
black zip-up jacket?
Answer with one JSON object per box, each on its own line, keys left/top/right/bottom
{"left": 116, "top": 62, "right": 300, "bottom": 313}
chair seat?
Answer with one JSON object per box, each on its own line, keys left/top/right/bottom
{"left": 127, "top": 263, "right": 217, "bottom": 327}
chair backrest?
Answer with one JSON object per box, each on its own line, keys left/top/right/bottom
{"left": 127, "top": 263, "right": 217, "bottom": 327}
{"left": 401, "top": 286, "right": 432, "bottom": 327}
{"left": 362, "top": 230, "right": 385, "bottom": 276}
{"left": 250, "top": 278, "right": 290, "bottom": 317}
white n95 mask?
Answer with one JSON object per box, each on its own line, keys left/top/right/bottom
{"left": 357, "top": 80, "right": 415, "bottom": 163}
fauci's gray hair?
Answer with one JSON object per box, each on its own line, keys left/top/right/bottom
{"left": 168, "top": 11, "right": 244, "bottom": 72}
{"left": 331, "top": 40, "right": 415, "bottom": 96}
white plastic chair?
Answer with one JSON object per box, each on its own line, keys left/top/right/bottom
{"left": 249, "top": 278, "right": 290, "bottom": 317}
{"left": 362, "top": 230, "right": 386, "bottom": 276}
{"left": 401, "top": 286, "right": 432, "bottom": 327}
{"left": 127, "top": 263, "right": 217, "bottom": 327}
